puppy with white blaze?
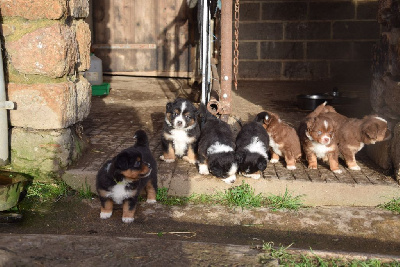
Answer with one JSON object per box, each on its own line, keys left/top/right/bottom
{"left": 235, "top": 121, "right": 269, "bottom": 179}
{"left": 160, "top": 98, "right": 200, "bottom": 164}
{"left": 197, "top": 105, "right": 238, "bottom": 184}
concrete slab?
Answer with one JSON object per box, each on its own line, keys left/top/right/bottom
{"left": 62, "top": 76, "right": 400, "bottom": 207}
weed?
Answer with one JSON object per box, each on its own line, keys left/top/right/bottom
{"left": 378, "top": 198, "right": 400, "bottom": 214}
{"left": 156, "top": 187, "right": 190, "bottom": 206}
{"left": 223, "top": 180, "right": 263, "bottom": 209}
{"left": 266, "top": 188, "right": 305, "bottom": 211}
{"left": 78, "top": 180, "right": 94, "bottom": 199}
{"left": 260, "top": 241, "right": 400, "bottom": 266}
{"left": 25, "top": 180, "right": 69, "bottom": 202}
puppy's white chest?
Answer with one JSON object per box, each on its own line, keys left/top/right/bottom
{"left": 269, "top": 137, "right": 282, "bottom": 156}
{"left": 311, "top": 142, "right": 333, "bottom": 159}
{"left": 106, "top": 181, "right": 136, "bottom": 204}
{"left": 170, "top": 129, "right": 194, "bottom": 156}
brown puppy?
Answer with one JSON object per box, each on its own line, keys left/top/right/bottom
{"left": 298, "top": 102, "right": 341, "bottom": 173}
{"left": 255, "top": 111, "right": 301, "bottom": 170}
{"left": 320, "top": 106, "right": 391, "bottom": 170}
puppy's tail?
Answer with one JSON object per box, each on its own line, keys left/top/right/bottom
{"left": 134, "top": 130, "right": 149, "bottom": 147}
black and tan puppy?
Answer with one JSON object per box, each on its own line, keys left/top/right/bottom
{"left": 235, "top": 121, "right": 269, "bottom": 179}
{"left": 96, "top": 130, "right": 157, "bottom": 223}
{"left": 197, "top": 105, "right": 238, "bottom": 184}
{"left": 160, "top": 98, "right": 200, "bottom": 164}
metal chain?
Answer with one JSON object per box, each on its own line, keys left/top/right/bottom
{"left": 233, "top": 0, "right": 240, "bottom": 90}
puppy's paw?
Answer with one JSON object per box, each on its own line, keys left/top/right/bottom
{"left": 245, "top": 173, "right": 261, "bottom": 179}
{"left": 160, "top": 155, "right": 175, "bottom": 163}
{"left": 270, "top": 158, "right": 279, "bottom": 164}
{"left": 100, "top": 211, "right": 112, "bottom": 219}
{"left": 349, "top": 165, "right": 361, "bottom": 171}
{"left": 286, "top": 165, "right": 296, "bottom": 170}
{"left": 146, "top": 199, "right": 157, "bottom": 204}
{"left": 122, "top": 217, "right": 134, "bottom": 223}
{"left": 198, "top": 164, "right": 210, "bottom": 175}
{"left": 332, "top": 169, "right": 342, "bottom": 174}
{"left": 308, "top": 164, "right": 317, "bottom": 170}
{"left": 182, "top": 156, "right": 198, "bottom": 164}
{"left": 222, "top": 175, "right": 236, "bottom": 184}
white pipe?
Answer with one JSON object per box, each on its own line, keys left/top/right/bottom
{"left": 0, "top": 52, "right": 14, "bottom": 166}
{"left": 201, "top": 0, "right": 208, "bottom": 105}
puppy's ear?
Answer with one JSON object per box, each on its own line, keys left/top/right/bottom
{"left": 306, "top": 117, "right": 316, "bottom": 131}
{"left": 362, "top": 122, "right": 378, "bottom": 140}
{"left": 235, "top": 151, "right": 246, "bottom": 164}
{"left": 257, "top": 157, "right": 267, "bottom": 171}
{"left": 166, "top": 102, "right": 173, "bottom": 113}
{"left": 114, "top": 151, "right": 130, "bottom": 171}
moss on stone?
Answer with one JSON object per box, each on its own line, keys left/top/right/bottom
{"left": 7, "top": 63, "right": 67, "bottom": 84}
{"left": 2, "top": 17, "right": 63, "bottom": 42}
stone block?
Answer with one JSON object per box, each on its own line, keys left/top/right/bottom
{"left": 366, "top": 140, "right": 392, "bottom": 171}
{"left": 236, "top": 42, "right": 258, "bottom": 60}
{"left": 333, "top": 21, "right": 380, "bottom": 40}
{"left": 353, "top": 41, "right": 376, "bottom": 60}
{"left": 260, "top": 42, "right": 303, "bottom": 60}
{"left": 10, "top": 126, "right": 88, "bottom": 176}
{"left": 357, "top": 1, "right": 379, "bottom": 20}
{"left": 285, "top": 22, "right": 330, "bottom": 40}
{"left": 8, "top": 77, "right": 91, "bottom": 129}
{"left": 390, "top": 123, "right": 400, "bottom": 183}
{"left": 307, "top": 42, "right": 352, "bottom": 60}
{"left": 262, "top": 2, "right": 307, "bottom": 21}
{"left": 238, "top": 61, "right": 281, "bottom": 79}
{"left": 0, "top": 0, "right": 66, "bottom": 20}
{"left": 68, "top": 0, "right": 90, "bottom": 18}
{"left": 309, "top": 2, "right": 355, "bottom": 20}
{"left": 370, "top": 75, "right": 400, "bottom": 119}
{"left": 283, "top": 61, "right": 329, "bottom": 80}
{"left": 330, "top": 61, "right": 371, "bottom": 82}
{"left": 5, "top": 24, "right": 78, "bottom": 78}
{"left": 238, "top": 23, "right": 282, "bottom": 41}
{"left": 74, "top": 21, "right": 91, "bottom": 71}
{"left": 236, "top": 3, "right": 259, "bottom": 21}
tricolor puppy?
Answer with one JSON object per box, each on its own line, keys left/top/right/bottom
{"left": 298, "top": 102, "right": 341, "bottom": 173}
{"left": 235, "top": 121, "right": 269, "bottom": 179}
{"left": 160, "top": 98, "right": 200, "bottom": 164}
{"left": 255, "top": 111, "right": 301, "bottom": 170}
{"left": 197, "top": 105, "right": 238, "bottom": 184}
{"left": 319, "top": 106, "right": 391, "bottom": 170}
{"left": 96, "top": 130, "right": 157, "bottom": 223}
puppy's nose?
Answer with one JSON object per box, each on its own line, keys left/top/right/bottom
{"left": 323, "top": 137, "right": 330, "bottom": 143}
{"left": 177, "top": 121, "right": 183, "bottom": 126}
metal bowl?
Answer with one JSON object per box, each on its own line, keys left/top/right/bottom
{"left": 297, "top": 94, "right": 334, "bottom": 111}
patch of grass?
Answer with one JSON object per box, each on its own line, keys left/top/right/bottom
{"left": 78, "top": 181, "right": 94, "bottom": 199}
{"left": 260, "top": 241, "right": 400, "bottom": 266}
{"left": 223, "top": 180, "right": 263, "bottom": 209}
{"left": 25, "top": 180, "right": 69, "bottom": 203}
{"left": 265, "top": 188, "right": 305, "bottom": 211}
{"left": 378, "top": 198, "right": 400, "bottom": 214}
{"left": 156, "top": 182, "right": 305, "bottom": 211}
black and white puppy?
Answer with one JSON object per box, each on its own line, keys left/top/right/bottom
{"left": 96, "top": 130, "right": 158, "bottom": 223}
{"left": 160, "top": 98, "right": 200, "bottom": 164}
{"left": 197, "top": 105, "right": 238, "bottom": 184}
{"left": 235, "top": 121, "right": 269, "bottom": 179}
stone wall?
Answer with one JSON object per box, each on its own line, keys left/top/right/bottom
{"left": 368, "top": 0, "right": 400, "bottom": 183}
{"left": 0, "top": 0, "right": 91, "bottom": 178}
{"left": 236, "top": 0, "right": 379, "bottom": 81}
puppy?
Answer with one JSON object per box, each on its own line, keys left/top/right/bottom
{"left": 197, "top": 105, "right": 238, "bottom": 184}
{"left": 96, "top": 130, "right": 157, "bottom": 223}
{"left": 255, "top": 111, "right": 301, "bottom": 170}
{"left": 320, "top": 106, "right": 391, "bottom": 170}
{"left": 235, "top": 121, "right": 269, "bottom": 179}
{"left": 160, "top": 98, "right": 200, "bottom": 164}
{"left": 298, "top": 102, "right": 342, "bottom": 173}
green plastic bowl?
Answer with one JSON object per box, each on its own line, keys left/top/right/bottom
{"left": 0, "top": 171, "right": 31, "bottom": 211}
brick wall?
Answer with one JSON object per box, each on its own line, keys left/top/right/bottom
{"left": 235, "top": 0, "right": 380, "bottom": 81}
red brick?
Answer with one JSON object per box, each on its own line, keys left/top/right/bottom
{"left": 5, "top": 24, "right": 78, "bottom": 78}
{"left": 0, "top": 0, "right": 66, "bottom": 20}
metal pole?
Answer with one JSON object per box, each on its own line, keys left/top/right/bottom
{"left": 219, "top": 0, "right": 233, "bottom": 121}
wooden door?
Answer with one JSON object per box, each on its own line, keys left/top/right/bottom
{"left": 92, "top": 0, "right": 193, "bottom": 78}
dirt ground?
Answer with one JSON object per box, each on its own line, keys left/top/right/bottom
{"left": 1, "top": 76, "right": 400, "bottom": 265}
